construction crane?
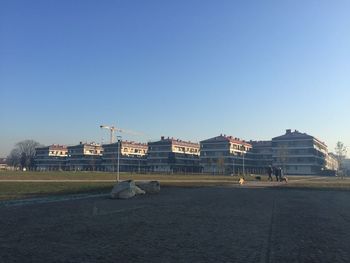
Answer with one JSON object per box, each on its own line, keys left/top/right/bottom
{"left": 100, "top": 124, "right": 144, "bottom": 182}
{"left": 100, "top": 125, "right": 120, "bottom": 144}
{"left": 100, "top": 124, "right": 142, "bottom": 144}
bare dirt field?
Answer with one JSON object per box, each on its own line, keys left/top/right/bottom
{"left": 1, "top": 186, "right": 350, "bottom": 263}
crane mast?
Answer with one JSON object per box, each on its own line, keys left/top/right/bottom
{"left": 99, "top": 124, "right": 145, "bottom": 182}
{"left": 100, "top": 125, "right": 121, "bottom": 144}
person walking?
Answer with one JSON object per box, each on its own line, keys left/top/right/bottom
{"left": 267, "top": 165, "right": 273, "bottom": 181}
{"left": 274, "top": 166, "right": 279, "bottom": 181}
{"left": 278, "top": 167, "right": 283, "bottom": 182}
{"left": 279, "top": 167, "right": 284, "bottom": 181}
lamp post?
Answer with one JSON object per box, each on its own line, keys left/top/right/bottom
{"left": 243, "top": 152, "right": 245, "bottom": 175}
{"left": 232, "top": 153, "right": 235, "bottom": 176}
{"left": 117, "top": 136, "right": 122, "bottom": 182}
{"left": 138, "top": 159, "right": 141, "bottom": 174}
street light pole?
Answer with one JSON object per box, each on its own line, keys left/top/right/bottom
{"left": 117, "top": 136, "right": 122, "bottom": 182}
{"left": 243, "top": 152, "right": 245, "bottom": 175}
{"left": 232, "top": 153, "right": 235, "bottom": 175}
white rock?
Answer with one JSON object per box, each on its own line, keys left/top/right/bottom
{"left": 110, "top": 180, "right": 145, "bottom": 199}
{"left": 135, "top": 181, "right": 160, "bottom": 194}
{"left": 117, "top": 188, "right": 136, "bottom": 199}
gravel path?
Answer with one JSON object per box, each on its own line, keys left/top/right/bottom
{"left": 0, "top": 187, "right": 349, "bottom": 263}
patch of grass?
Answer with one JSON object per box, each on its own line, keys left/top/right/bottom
{"left": 0, "top": 171, "right": 263, "bottom": 182}
{"left": 0, "top": 180, "right": 242, "bottom": 201}
{"left": 0, "top": 182, "right": 114, "bottom": 201}
{"left": 0, "top": 171, "right": 118, "bottom": 180}
{"left": 1, "top": 171, "right": 348, "bottom": 201}
{"left": 0, "top": 171, "right": 254, "bottom": 201}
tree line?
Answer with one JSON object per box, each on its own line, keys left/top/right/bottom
{"left": 6, "top": 140, "right": 42, "bottom": 170}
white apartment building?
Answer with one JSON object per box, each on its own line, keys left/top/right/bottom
{"left": 148, "top": 136, "right": 201, "bottom": 173}
{"left": 102, "top": 141, "right": 148, "bottom": 172}
{"left": 66, "top": 142, "right": 103, "bottom": 171}
{"left": 35, "top": 145, "right": 68, "bottom": 171}
{"left": 200, "top": 135, "right": 253, "bottom": 174}
{"left": 272, "top": 129, "right": 331, "bottom": 175}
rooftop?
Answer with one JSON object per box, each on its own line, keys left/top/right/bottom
{"left": 67, "top": 142, "right": 102, "bottom": 148}
{"left": 201, "top": 135, "right": 252, "bottom": 147}
{"left": 150, "top": 136, "right": 200, "bottom": 147}
{"left": 272, "top": 129, "right": 327, "bottom": 147}
{"left": 103, "top": 140, "right": 148, "bottom": 147}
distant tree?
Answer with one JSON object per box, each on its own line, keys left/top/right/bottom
{"left": 335, "top": 141, "right": 348, "bottom": 179}
{"left": 7, "top": 140, "right": 42, "bottom": 170}
{"left": 20, "top": 152, "right": 27, "bottom": 168}
{"left": 6, "top": 148, "right": 21, "bottom": 168}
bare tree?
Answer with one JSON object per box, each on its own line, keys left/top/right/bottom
{"left": 335, "top": 141, "right": 347, "bottom": 179}
{"left": 7, "top": 140, "right": 42, "bottom": 170}
{"left": 6, "top": 148, "right": 21, "bottom": 168}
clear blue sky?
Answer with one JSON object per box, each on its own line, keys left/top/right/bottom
{"left": 1, "top": 0, "right": 349, "bottom": 156}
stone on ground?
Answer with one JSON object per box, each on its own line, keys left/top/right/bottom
{"left": 110, "top": 180, "right": 145, "bottom": 199}
{"left": 135, "top": 181, "right": 161, "bottom": 194}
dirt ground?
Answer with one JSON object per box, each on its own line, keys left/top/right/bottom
{"left": 1, "top": 186, "right": 350, "bottom": 263}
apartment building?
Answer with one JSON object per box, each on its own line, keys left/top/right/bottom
{"left": 102, "top": 140, "right": 148, "bottom": 172}
{"left": 66, "top": 142, "right": 103, "bottom": 171}
{"left": 147, "top": 136, "right": 201, "bottom": 173}
{"left": 326, "top": 153, "right": 339, "bottom": 172}
{"left": 200, "top": 135, "right": 253, "bottom": 174}
{"left": 35, "top": 145, "right": 68, "bottom": 171}
{"left": 272, "top": 129, "right": 329, "bottom": 175}
{"left": 343, "top": 159, "right": 350, "bottom": 175}
{"left": 249, "top": 140, "right": 273, "bottom": 174}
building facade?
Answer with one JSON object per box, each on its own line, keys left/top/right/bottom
{"left": 325, "top": 153, "right": 339, "bottom": 171}
{"left": 102, "top": 141, "right": 148, "bottom": 172}
{"left": 35, "top": 145, "right": 68, "bottom": 171}
{"left": 343, "top": 159, "right": 350, "bottom": 176}
{"left": 200, "top": 135, "right": 253, "bottom": 174}
{"left": 66, "top": 142, "right": 103, "bottom": 171}
{"left": 148, "top": 137, "right": 201, "bottom": 173}
{"left": 28, "top": 129, "right": 340, "bottom": 176}
{"left": 249, "top": 140, "right": 273, "bottom": 174}
{"left": 272, "top": 129, "right": 329, "bottom": 175}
